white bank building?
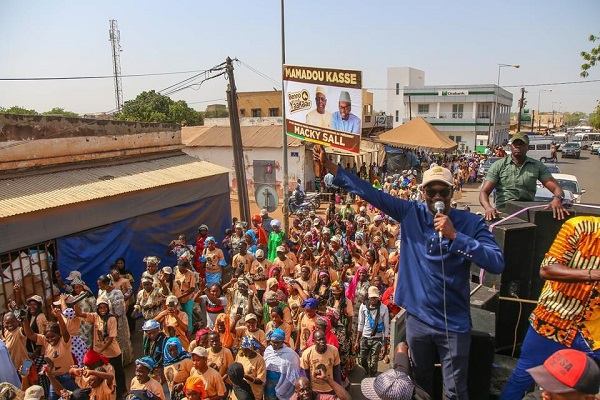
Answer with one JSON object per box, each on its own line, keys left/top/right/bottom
{"left": 387, "top": 67, "right": 513, "bottom": 152}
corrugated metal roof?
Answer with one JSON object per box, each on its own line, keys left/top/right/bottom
{"left": 182, "top": 125, "right": 304, "bottom": 148}
{"left": 0, "top": 154, "right": 231, "bottom": 218}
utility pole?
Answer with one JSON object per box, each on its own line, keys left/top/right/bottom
{"left": 109, "top": 20, "right": 123, "bottom": 112}
{"left": 225, "top": 57, "right": 251, "bottom": 224}
{"left": 517, "top": 87, "right": 525, "bottom": 132}
{"left": 281, "top": 0, "right": 290, "bottom": 235}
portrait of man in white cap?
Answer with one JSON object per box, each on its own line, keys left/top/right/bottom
{"left": 305, "top": 86, "right": 332, "bottom": 128}
{"left": 331, "top": 90, "right": 360, "bottom": 133}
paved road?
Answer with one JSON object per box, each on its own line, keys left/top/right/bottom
{"left": 553, "top": 151, "right": 600, "bottom": 204}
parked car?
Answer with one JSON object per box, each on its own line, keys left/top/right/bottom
{"left": 590, "top": 141, "right": 600, "bottom": 154}
{"left": 477, "top": 157, "right": 502, "bottom": 181}
{"left": 534, "top": 187, "right": 574, "bottom": 203}
{"left": 543, "top": 163, "right": 561, "bottom": 174}
{"left": 561, "top": 142, "right": 581, "bottom": 159}
{"left": 552, "top": 173, "right": 585, "bottom": 203}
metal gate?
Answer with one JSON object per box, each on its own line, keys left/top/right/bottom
{"left": 0, "top": 242, "right": 56, "bottom": 313}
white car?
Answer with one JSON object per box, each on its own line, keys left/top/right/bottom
{"left": 590, "top": 141, "right": 600, "bottom": 154}
{"left": 552, "top": 173, "right": 585, "bottom": 203}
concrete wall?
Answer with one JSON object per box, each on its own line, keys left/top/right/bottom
{"left": 183, "top": 145, "right": 313, "bottom": 199}
{"left": 0, "top": 114, "right": 182, "bottom": 173}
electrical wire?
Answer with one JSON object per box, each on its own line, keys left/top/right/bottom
{"left": 0, "top": 69, "right": 214, "bottom": 81}
{"left": 237, "top": 60, "right": 281, "bottom": 88}
{"left": 511, "top": 294, "right": 523, "bottom": 358}
{"left": 439, "top": 237, "right": 460, "bottom": 397}
{"left": 364, "top": 78, "right": 600, "bottom": 91}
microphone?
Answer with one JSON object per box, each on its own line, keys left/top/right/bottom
{"left": 434, "top": 201, "right": 444, "bottom": 240}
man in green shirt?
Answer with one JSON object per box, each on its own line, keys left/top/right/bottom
{"left": 479, "top": 132, "right": 568, "bottom": 220}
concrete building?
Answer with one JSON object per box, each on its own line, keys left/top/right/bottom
{"left": 386, "top": 68, "right": 514, "bottom": 151}
{"left": 181, "top": 125, "right": 384, "bottom": 196}
{"left": 0, "top": 114, "right": 231, "bottom": 309}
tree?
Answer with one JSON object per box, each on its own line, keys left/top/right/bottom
{"left": 563, "top": 111, "right": 586, "bottom": 127}
{"left": 589, "top": 102, "right": 600, "bottom": 129}
{"left": 117, "top": 90, "right": 203, "bottom": 125}
{"left": 580, "top": 33, "right": 600, "bottom": 78}
{"left": 0, "top": 106, "right": 38, "bottom": 115}
{"left": 42, "top": 107, "right": 80, "bottom": 118}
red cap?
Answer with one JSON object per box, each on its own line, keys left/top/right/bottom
{"left": 527, "top": 349, "right": 600, "bottom": 394}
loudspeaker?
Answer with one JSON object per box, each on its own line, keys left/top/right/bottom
{"left": 431, "top": 308, "right": 496, "bottom": 400}
{"left": 484, "top": 217, "right": 537, "bottom": 350}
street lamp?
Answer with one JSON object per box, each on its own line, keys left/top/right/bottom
{"left": 491, "top": 63, "right": 520, "bottom": 145}
{"left": 537, "top": 89, "right": 552, "bottom": 132}
{"left": 552, "top": 101, "right": 561, "bottom": 129}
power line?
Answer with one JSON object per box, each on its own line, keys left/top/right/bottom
{"left": 364, "top": 79, "right": 600, "bottom": 91}
{"left": 237, "top": 60, "right": 281, "bottom": 88}
{"left": 0, "top": 68, "right": 213, "bottom": 81}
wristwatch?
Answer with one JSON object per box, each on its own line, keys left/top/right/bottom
{"left": 553, "top": 195, "right": 564, "bottom": 201}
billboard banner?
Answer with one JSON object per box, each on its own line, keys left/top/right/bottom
{"left": 283, "top": 64, "right": 362, "bottom": 153}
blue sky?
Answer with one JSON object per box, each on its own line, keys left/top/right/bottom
{"left": 1, "top": 0, "right": 598, "bottom": 115}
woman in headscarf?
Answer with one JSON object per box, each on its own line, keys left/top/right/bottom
{"left": 313, "top": 271, "right": 333, "bottom": 313}
{"left": 266, "top": 220, "right": 285, "bottom": 262}
{"left": 234, "top": 336, "right": 266, "bottom": 400}
{"left": 109, "top": 266, "right": 135, "bottom": 335}
{"left": 130, "top": 357, "right": 165, "bottom": 400}
{"left": 114, "top": 257, "right": 136, "bottom": 334}
{"left": 288, "top": 218, "right": 303, "bottom": 254}
{"left": 213, "top": 313, "right": 234, "bottom": 349}
{"left": 183, "top": 376, "right": 207, "bottom": 400}
{"left": 69, "top": 277, "right": 96, "bottom": 348}
{"left": 264, "top": 306, "right": 293, "bottom": 348}
{"left": 163, "top": 337, "right": 192, "bottom": 400}
{"left": 227, "top": 362, "right": 255, "bottom": 400}
{"left": 346, "top": 266, "right": 371, "bottom": 348}
{"left": 202, "top": 237, "right": 226, "bottom": 287}
{"left": 263, "top": 329, "right": 304, "bottom": 400}
{"left": 244, "top": 230, "right": 258, "bottom": 257}
{"left": 133, "top": 276, "right": 164, "bottom": 322}
{"left": 266, "top": 267, "right": 288, "bottom": 299}
{"left": 97, "top": 274, "right": 133, "bottom": 366}
{"left": 306, "top": 316, "right": 339, "bottom": 348}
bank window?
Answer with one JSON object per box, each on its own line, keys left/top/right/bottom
{"left": 395, "top": 110, "right": 399, "bottom": 122}
{"left": 455, "top": 136, "right": 462, "bottom": 142}
{"left": 452, "top": 104, "right": 464, "bottom": 118}
{"left": 268, "top": 108, "right": 279, "bottom": 117}
{"left": 417, "top": 104, "right": 429, "bottom": 114}
{"left": 396, "top": 83, "right": 400, "bottom": 95}
{"left": 251, "top": 109, "right": 261, "bottom": 117}
{"left": 240, "top": 109, "right": 245, "bottom": 116}
{"left": 477, "top": 104, "right": 491, "bottom": 118}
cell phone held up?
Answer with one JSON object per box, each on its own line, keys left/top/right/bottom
{"left": 21, "top": 359, "right": 33, "bottom": 376}
{"left": 236, "top": 306, "right": 243, "bottom": 316}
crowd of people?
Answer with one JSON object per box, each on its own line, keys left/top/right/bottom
{"left": 1, "top": 135, "right": 598, "bottom": 400}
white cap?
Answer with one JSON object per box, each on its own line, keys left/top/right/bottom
{"left": 191, "top": 346, "right": 208, "bottom": 357}
{"left": 368, "top": 286, "right": 380, "bottom": 298}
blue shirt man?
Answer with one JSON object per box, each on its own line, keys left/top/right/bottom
{"left": 313, "top": 145, "right": 504, "bottom": 399}
{"left": 330, "top": 90, "right": 361, "bottom": 134}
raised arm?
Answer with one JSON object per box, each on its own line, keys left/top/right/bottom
{"left": 50, "top": 308, "right": 70, "bottom": 343}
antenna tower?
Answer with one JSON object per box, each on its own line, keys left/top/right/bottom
{"left": 109, "top": 20, "right": 123, "bottom": 112}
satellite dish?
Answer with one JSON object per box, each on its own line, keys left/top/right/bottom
{"left": 254, "top": 184, "right": 279, "bottom": 213}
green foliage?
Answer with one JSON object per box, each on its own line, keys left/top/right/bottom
{"left": 580, "top": 33, "right": 600, "bottom": 78}
{"left": 42, "top": 107, "right": 80, "bottom": 118}
{"left": 0, "top": 105, "right": 38, "bottom": 115}
{"left": 589, "top": 102, "right": 600, "bottom": 129}
{"left": 117, "top": 90, "right": 203, "bottom": 125}
{"left": 563, "top": 111, "right": 587, "bottom": 127}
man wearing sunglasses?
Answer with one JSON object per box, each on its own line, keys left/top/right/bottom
{"left": 313, "top": 144, "right": 504, "bottom": 400}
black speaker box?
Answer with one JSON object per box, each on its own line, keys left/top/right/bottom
{"left": 483, "top": 217, "right": 537, "bottom": 350}
{"left": 431, "top": 308, "right": 496, "bottom": 400}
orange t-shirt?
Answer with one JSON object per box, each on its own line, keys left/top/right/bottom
{"left": 84, "top": 313, "right": 121, "bottom": 358}
{"left": 34, "top": 334, "right": 73, "bottom": 375}
{"left": 2, "top": 328, "right": 28, "bottom": 371}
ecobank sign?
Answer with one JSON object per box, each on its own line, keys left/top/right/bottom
{"left": 439, "top": 90, "right": 469, "bottom": 96}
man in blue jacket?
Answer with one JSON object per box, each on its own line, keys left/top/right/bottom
{"left": 313, "top": 145, "right": 504, "bottom": 399}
